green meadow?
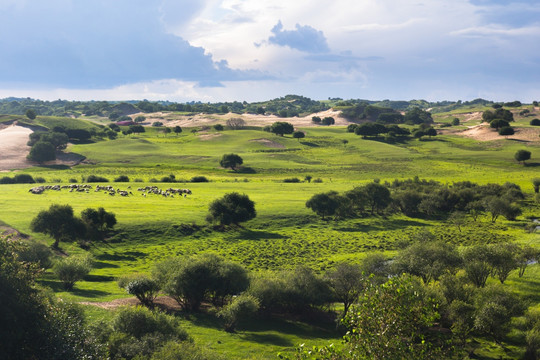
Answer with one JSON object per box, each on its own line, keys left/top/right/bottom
{"left": 1, "top": 116, "right": 539, "bottom": 359}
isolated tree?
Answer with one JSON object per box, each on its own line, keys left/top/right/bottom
{"left": 163, "top": 127, "right": 172, "bottom": 136}
{"left": 25, "top": 109, "right": 37, "bottom": 120}
{"left": 129, "top": 124, "right": 145, "bottom": 134}
{"left": 270, "top": 121, "right": 294, "bottom": 136}
{"left": 533, "top": 178, "right": 540, "bottom": 193}
{"left": 515, "top": 149, "right": 531, "bottom": 164}
{"left": 305, "top": 191, "right": 341, "bottom": 220}
{"left": 220, "top": 153, "right": 243, "bottom": 171}
{"left": 208, "top": 192, "right": 256, "bottom": 225}
{"left": 172, "top": 126, "right": 182, "bottom": 136}
{"left": 293, "top": 131, "right": 305, "bottom": 141}
{"left": 53, "top": 255, "right": 93, "bottom": 290}
{"left": 27, "top": 141, "right": 56, "bottom": 163}
{"left": 425, "top": 127, "right": 437, "bottom": 138}
{"left": 134, "top": 115, "right": 146, "bottom": 123}
{"left": 311, "top": 116, "right": 321, "bottom": 124}
{"left": 30, "top": 204, "right": 86, "bottom": 248}
{"left": 321, "top": 117, "right": 335, "bottom": 125}
{"left": 452, "top": 118, "right": 460, "bottom": 126}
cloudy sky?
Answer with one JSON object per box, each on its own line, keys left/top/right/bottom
{"left": 0, "top": 0, "right": 539, "bottom": 102}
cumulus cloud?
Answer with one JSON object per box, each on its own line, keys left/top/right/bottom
{"left": 268, "top": 21, "right": 330, "bottom": 53}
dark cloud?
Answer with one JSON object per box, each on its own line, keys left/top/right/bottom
{"left": 0, "top": 0, "right": 265, "bottom": 88}
{"left": 268, "top": 21, "right": 330, "bottom": 53}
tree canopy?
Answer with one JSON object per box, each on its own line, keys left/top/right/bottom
{"left": 270, "top": 121, "right": 294, "bottom": 136}
{"left": 208, "top": 192, "right": 256, "bottom": 225}
{"left": 220, "top": 153, "right": 243, "bottom": 171}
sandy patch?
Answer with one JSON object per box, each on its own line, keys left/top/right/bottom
{"left": 0, "top": 125, "right": 33, "bottom": 170}
{"left": 132, "top": 109, "right": 345, "bottom": 128}
{"left": 250, "top": 138, "right": 285, "bottom": 148}
{"left": 80, "top": 296, "right": 183, "bottom": 312}
{"left": 198, "top": 133, "right": 222, "bottom": 141}
{"left": 453, "top": 124, "right": 540, "bottom": 142}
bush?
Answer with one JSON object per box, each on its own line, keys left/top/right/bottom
{"left": 15, "top": 240, "right": 53, "bottom": 269}
{"left": 27, "top": 141, "right": 56, "bottom": 163}
{"left": 218, "top": 294, "right": 259, "bottom": 332}
{"left": 313, "top": 178, "right": 323, "bottom": 183}
{"left": 152, "top": 122, "right": 163, "bottom": 127}
{"left": 207, "top": 192, "right": 256, "bottom": 226}
{"left": 0, "top": 176, "right": 15, "bottom": 184}
{"left": 213, "top": 124, "right": 224, "bottom": 131}
{"left": 114, "top": 175, "right": 130, "bottom": 182}
{"left": 530, "top": 118, "right": 540, "bottom": 126}
{"left": 160, "top": 175, "right": 176, "bottom": 183}
{"left": 14, "top": 174, "right": 35, "bottom": 184}
{"left": 86, "top": 175, "right": 109, "bottom": 183}
{"left": 283, "top": 177, "right": 301, "bottom": 183}
{"left": 498, "top": 126, "right": 514, "bottom": 136}
{"left": 53, "top": 255, "right": 93, "bottom": 290}
{"left": 34, "top": 177, "right": 46, "bottom": 183}
{"left": 118, "top": 274, "right": 160, "bottom": 308}
{"left": 190, "top": 176, "right": 209, "bottom": 183}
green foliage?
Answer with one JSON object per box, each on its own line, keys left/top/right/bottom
{"left": 293, "top": 131, "right": 305, "bottom": 140}
{"left": 27, "top": 141, "right": 56, "bottom": 163}
{"left": 325, "top": 262, "right": 364, "bottom": 317}
{"left": 25, "top": 108, "right": 37, "bottom": 119}
{"left": 30, "top": 204, "right": 86, "bottom": 248}
{"left": 270, "top": 121, "right": 294, "bottom": 136}
{"left": 530, "top": 118, "right": 540, "bottom": 126}
{"left": 86, "top": 175, "right": 109, "bottom": 182}
{"left": 207, "top": 192, "right": 256, "bottom": 225}
{"left": 404, "top": 107, "right": 433, "bottom": 124}
{"left": 515, "top": 149, "right": 531, "bottom": 164}
{"left": 114, "top": 175, "right": 130, "bottom": 182}
{"left": 498, "top": 126, "right": 515, "bottom": 136}
{"left": 220, "top": 153, "right": 243, "bottom": 171}
{"left": 213, "top": 124, "right": 223, "bottom": 131}
{"left": 118, "top": 274, "right": 160, "bottom": 308}
{"left": 151, "top": 342, "right": 225, "bottom": 360}
{"left": 340, "top": 275, "right": 449, "bottom": 359}
{"left": 218, "top": 294, "right": 260, "bottom": 332}
{"left": 305, "top": 191, "right": 342, "bottom": 220}
{"left": 154, "top": 254, "right": 249, "bottom": 311}
{"left": 15, "top": 239, "right": 53, "bottom": 269}
{"left": 52, "top": 254, "right": 93, "bottom": 290}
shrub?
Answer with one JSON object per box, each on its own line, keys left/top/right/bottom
{"left": 118, "top": 274, "right": 160, "bottom": 308}
{"left": 498, "top": 126, "right": 514, "bottom": 136}
{"left": 15, "top": 240, "right": 53, "bottom": 269}
{"left": 53, "top": 255, "right": 93, "bottom": 290}
{"left": 530, "top": 118, "right": 540, "bottom": 126}
{"left": 14, "top": 174, "right": 35, "bottom": 184}
{"left": 218, "top": 294, "right": 259, "bottom": 332}
{"left": 452, "top": 118, "right": 460, "bottom": 126}
{"left": 86, "top": 175, "right": 109, "bottom": 183}
{"left": 313, "top": 178, "right": 323, "bottom": 183}
{"left": 114, "top": 175, "right": 130, "bottom": 182}
{"left": 0, "top": 176, "right": 15, "bottom": 184}
{"left": 34, "top": 177, "right": 46, "bottom": 183}
{"left": 152, "top": 122, "right": 163, "bottom": 127}
{"left": 283, "top": 177, "right": 301, "bottom": 183}
{"left": 161, "top": 175, "right": 176, "bottom": 183}
{"left": 190, "top": 176, "right": 209, "bottom": 183}
{"left": 213, "top": 124, "right": 224, "bottom": 131}
{"left": 207, "top": 192, "right": 256, "bottom": 226}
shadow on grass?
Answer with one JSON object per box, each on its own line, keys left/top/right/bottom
{"left": 336, "top": 218, "right": 429, "bottom": 232}
{"left": 40, "top": 164, "right": 71, "bottom": 170}
{"left": 300, "top": 141, "right": 319, "bottom": 147}
{"left": 232, "top": 229, "right": 288, "bottom": 241}
{"left": 37, "top": 278, "right": 111, "bottom": 298}
{"left": 84, "top": 274, "right": 115, "bottom": 282}
{"left": 239, "top": 333, "right": 294, "bottom": 347}
{"left": 92, "top": 261, "right": 119, "bottom": 269}
{"left": 236, "top": 167, "right": 257, "bottom": 174}
{"left": 95, "top": 251, "right": 146, "bottom": 262}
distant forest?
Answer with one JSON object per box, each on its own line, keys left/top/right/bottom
{"left": 0, "top": 95, "right": 529, "bottom": 120}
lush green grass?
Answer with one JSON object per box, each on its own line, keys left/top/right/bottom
{"left": 1, "top": 119, "right": 539, "bottom": 359}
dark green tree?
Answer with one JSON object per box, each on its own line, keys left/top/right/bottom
{"left": 207, "top": 192, "right": 256, "bottom": 225}
{"left": 220, "top": 153, "right": 243, "bottom": 171}
{"left": 325, "top": 262, "right": 365, "bottom": 318}
{"left": 363, "top": 182, "right": 392, "bottom": 215}
{"left": 293, "top": 131, "right": 305, "bottom": 141}
{"left": 27, "top": 141, "right": 56, "bottom": 163}
{"left": 515, "top": 149, "right": 531, "bottom": 164}
{"left": 25, "top": 109, "right": 37, "bottom": 120}
{"left": 305, "top": 191, "right": 341, "bottom": 220}
{"left": 174, "top": 125, "right": 183, "bottom": 135}
{"left": 30, "top": 204, "right": 86, "bottom": 248}
{"left": 270, "top": 121, "right": 294, "bottom": 136}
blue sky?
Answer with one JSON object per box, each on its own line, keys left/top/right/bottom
{"left": 0, "top": 0, "right": 538, "bottom": 102}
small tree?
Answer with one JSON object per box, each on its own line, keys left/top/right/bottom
{"left": 220, "top": 153, "right": 243, "bottom": 171}
{"left": 163, "top": 127, "right": 172, "bottom": 136}
{"left": 321, "top": 117, "right": 335, "bottom": 125}
{"left": 218, "top": 294, "right": 259, "bottom": 332}
{"left": 134, "top": 115, "right": 146, "bottom": 123}
{"left": 118, "top": 274, "right": 160, "bottom": 308}
{"left": 53, "top": 255, "right": 93, "bottom": 290}
{"left": 293, "top": 131, "right": 305, "bottom": 141}
{"left": 208, "top": 192, "right": 256, "bottom": 226}
{"left": 452, "top": 118, "right": 460, "bottom": 126}
{"left": 174, "top": 125, "right": 183, "bottom": 135}
{"left": 312, "top": 116, "right": 321, "bottom": 124}
{"left": 515, "top": 149, "right": 531, "bottom": 164}
{"left": 305, "top": 191, "right": 341, "bottom": 220}
{"left": 270, "top": 121, "right": 294, "bottom": 136}
{"left": 498, "top": 126, "right": 514, "bottom": 136}
{"left": 30, "top": 204, "right": 86, "bottom": 248}
{"left": 325, "top": 263, "right": 365, "bottom": 318}
{"left": 25, "top": 109, "right": 37, "bottom": 120}
{"left": 532, "top": 178, "right": 540, "bottom": 193}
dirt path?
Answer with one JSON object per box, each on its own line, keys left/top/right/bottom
{"left": 0, "top": 125, "right": 33, "bottom": 171}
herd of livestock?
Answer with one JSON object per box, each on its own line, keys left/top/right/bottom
{"left": 28, "top": 184, "right": 192, "bottom": 198}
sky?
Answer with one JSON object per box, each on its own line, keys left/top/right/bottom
{"left": 0, "top": 0, "right": 539, "bottom": 103}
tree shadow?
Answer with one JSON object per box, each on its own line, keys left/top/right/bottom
{"left": 336, "top": 219, "right": 429, "bottom": 232}
{"left": 84, "top": 274, "right": 115, "bottom": 282}
{"left": 71, "top": 288, "right": 111, "bottom": 298}
{"left": 95, "top": 251, "right": 145, "bottom": 262}
{"left": 236, "top": 167, "right": 256, "bottom": 174}
{"left": 238, "top": 333, "right": 293, "bottom": 347}
{"left": 300, "top": 141, "right": 319, "bottom": 147}
{"left": 92, "top": 261, "right": 119, "bottom": 269}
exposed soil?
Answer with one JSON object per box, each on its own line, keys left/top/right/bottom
{"left": 80, "top": 296, "right": 183, "bottom": 312}
{"left": 444, "top": 123, "right": 540, "bottom": 142}
{"left": 0, "top": 125, "right": 33, "bottom": 171}
{"left": 0, "top": 225, "right": 29, "bottom": 241}
{"left": 249, "top": 138, "right": 285, "bottom": 148}
{"left": 136, "top": 109, "right": 344, "bottom": 128}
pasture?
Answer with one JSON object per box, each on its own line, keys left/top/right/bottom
{"left": 1, "top": 119, "right": 539, "bottom": 359}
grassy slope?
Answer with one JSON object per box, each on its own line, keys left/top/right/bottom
{"left": 1, "top": 110, "right": 539, "bottom": 359}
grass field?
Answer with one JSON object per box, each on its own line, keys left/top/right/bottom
{"left": 1, "top": 113, "right": 539, "bottom": 359}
